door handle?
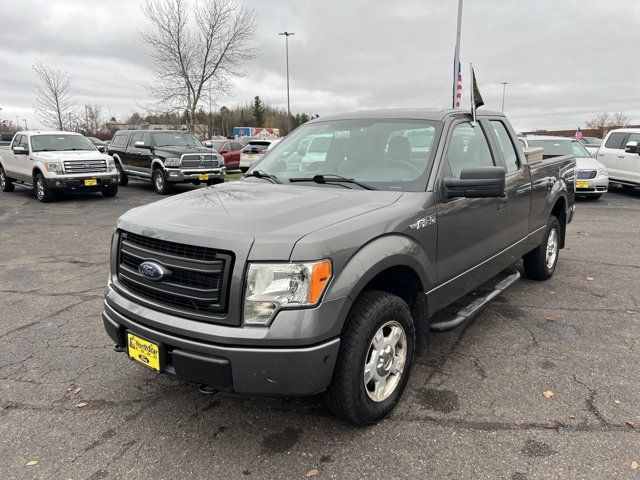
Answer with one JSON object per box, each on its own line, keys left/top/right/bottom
{"left": 618, "top": 155, "right": 625, "bottom": 158}
{"left": 598, "top": 153, "right": 605, "bottom": 157}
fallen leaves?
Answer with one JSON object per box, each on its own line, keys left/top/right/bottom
{"left": 75, "top": 402, "right": 88, "bottom": 408}
{"left": 545, "top": 315, "right": 555, "bottom": 322}
{"left": 542, "top": 390, "right": 554, "bottom": 399}
{"left": 632, "top": 459, "right": 638, "bottom": 470}
{"left": 625, "top": 420, "right": 637, "bottom": 429}
{"left": 626, "top": 310, "right": 635, "bottom": 315}
{"left": 67, "top": 387, "right": 81, "bottom": 394}
{"left": 586, "top": 276, "right": 594, "bottom": 281}
{"left": 614, "top": 400, "right": 621, "bottom": 404}
{"left": 569, "top": 414, "right": 577, "bottom": 420}
{"left": 26, "top": 460, "right": 38, "bottom": 466}
{"left": 306, "top": 469, "right": 319, "bottom": 477}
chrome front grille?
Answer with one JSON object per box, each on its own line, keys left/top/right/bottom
{"left": 181, "top": 154, "right": 219, "bottom": 169}
{"left": 576, "top": 170, "right": 597, "bottom": 179}
{"left": 63, "top": 159, "right": 107, "bottom": 173}
{"left": 116, "top": 231, "right": 233, "bottom": 318}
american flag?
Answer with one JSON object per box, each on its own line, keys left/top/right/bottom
{"left": 454, "top": 62, "right": 462, "bottom": 108}
{"left": 575, "top": 127, "right": 583, "bottom": 140}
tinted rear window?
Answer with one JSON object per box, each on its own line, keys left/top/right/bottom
{"left": 111, "top": 132, "right": 129, "bottom": 147}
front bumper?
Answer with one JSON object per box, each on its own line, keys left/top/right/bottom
{"left": 102, "top": 283, "right": 348, "bottom": 396}
{"left": 44, "top": 174, "right": 119, "bottom": 190}
{"left": 575, "top": 175, "right": 608, "bottom": 195}
{"left": 165, "top": 167, "right": 226, "bottom": 183}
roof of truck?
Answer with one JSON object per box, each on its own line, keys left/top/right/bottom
{"left": 523, "top": 135, "right": 580, "bottom": 141}
{"left": 18, "top": 131, "right": 84, "bottom": 136}
{"left": 309, "top": 108, "right": 505, "bottom": 123}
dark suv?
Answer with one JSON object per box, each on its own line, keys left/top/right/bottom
{"left": 108, "top": 130, "right": 225, "bottom": 194}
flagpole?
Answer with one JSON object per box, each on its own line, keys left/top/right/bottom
{"left": 452, "top": 0, "right": 463, "bottom": 108}
{"left": 470, "top": 62, "right": 476, "bottom": 126}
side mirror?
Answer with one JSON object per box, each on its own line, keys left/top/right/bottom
{"left": 97, "top": 146, "right": 107, "bottom": 153}
{"left": 220, "top": 149, "right": 228, "bottom": 154}
{"left": 134, "top": 141, "right": 151, "bottom": 149}
{"left": 624, "top": 141, "right": 639, "bottom": 154}
{"left": 443, "top": 166, "right": 506, "bottom": 200}
{"left": 203, "top": 141, "right": 213, "bottom": 147}
{"left": 12, "top": 146, "right": 28, "bottom": 155}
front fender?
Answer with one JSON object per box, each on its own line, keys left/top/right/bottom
{"left": 326, "top": 234, "right": 435, "bottom": 303}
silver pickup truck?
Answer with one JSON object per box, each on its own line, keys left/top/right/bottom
{"left": 0, "top": 131, "right": 120, "bottom": 202}
{"left": 102, "top": 108, "right": 576, "bottom": 425}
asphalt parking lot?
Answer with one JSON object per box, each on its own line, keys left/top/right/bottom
{"left": 1, "top": 180, "right": 639, "bottom": 479}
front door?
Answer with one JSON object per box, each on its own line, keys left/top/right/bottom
{"left": 433, "top": 121, "right": 505, "bottom": 307}
{"left": 597, "top": 131, "right": 629, "bottom": 181}
{"left": 15, "top": 134, "right": 32, "bottom": 181}
{"left": 619, "top": 132, "right": 640, "bottom": 184}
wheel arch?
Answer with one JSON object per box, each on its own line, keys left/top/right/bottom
{"left": 550, "top": 195, "right": 567, "bottom": 248}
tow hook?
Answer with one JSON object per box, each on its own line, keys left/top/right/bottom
{"left": 114, "top": 345, "right": 126, "bottom": 353}
{"left": 198, "top": 384, "right": 219, "bottom": 395}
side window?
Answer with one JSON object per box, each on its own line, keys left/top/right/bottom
{"left": 490, "top": 121, "right": 519, "bottom": 173}
{"left": 19, "top": 135, "right": 29, "bottom": 149}
{"left": 517, "top": 138, "right": 526, "bottom": 148}
{"left": 222, "top": 143, "right": 231, "bottom": 152}
{"left": 604, "top": 132, "right": 628, "bottom": 149}
{"left": 233, "top": 143, "right": 242, "bottom": 151}
{"left": 11, "top": 134, "right": 22, "bottom": 148}
{"left": 627, "top": 133, "right": 640, "bottom": 145}
{"left": 130, "top": 132, "right": 143, "bottom": 147}
{"left": 140, "top": 132, "right": 151, "bottom": 145}
{"left": 445, "top": 122, "right": 494, "bottom": 178}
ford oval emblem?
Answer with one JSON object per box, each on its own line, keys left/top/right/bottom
{"left": 138, "top": 261, "right": 165, "bottom": 281}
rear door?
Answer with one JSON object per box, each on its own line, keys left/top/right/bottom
{"left": 126, "top": 132, "right": 147, "bottom": 174}
{"left": 619, "top": 132, "right": 640, "bottom": 184}
{"left": 597, "top": 131, "right": 629, "bottom": 180}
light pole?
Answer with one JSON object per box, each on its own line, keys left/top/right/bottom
{"left": 23, "top": 119, "right": 28, "bottom": 130}
{"left": 16, "top": 116, "right": 20, "bottom": 131}
{"left": 278, "top": 31, "right": 295, "bottom": 134}
{"left": 452, "top": 0, "right": 463, "bottom": 108}
{"left": 501, "top": 82, "right": 509, "bottom": 113}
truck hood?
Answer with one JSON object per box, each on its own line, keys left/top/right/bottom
{"left": 117, "top": 180, "right": 403, "bottom": 260}
{"left": 152, "top": 146, "right": 218, "bottom": 158}
{"left": 33, "top": 150, "right": 107, "bottom": 162}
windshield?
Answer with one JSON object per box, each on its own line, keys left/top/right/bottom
{"left": 152, "top": 132, "right": 203, "bottom": 148}
{"left": 31, "top": 134, "right": 97, "bottom": 152}
{"left": 582, "top": 137, "right": 601, "bottom": 145}
{"left": 528, "top": 139, "right": 591, "bottom": 158}
{"left": 252, "top": 119, "right": 442, "bottom": 191}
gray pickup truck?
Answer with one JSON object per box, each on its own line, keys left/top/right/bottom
{"left": 102, "top": 109, "right": 575, "bottom": 425}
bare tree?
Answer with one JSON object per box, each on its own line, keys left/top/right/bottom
{"left": 84, "top": 104, "right": 103, "bottom": 134}
{"left": 141, "top": 0, "right": 257, "bottom": 130}
{"left": 610, "top": 112, "right": 630, "bottom": 128}
{"left": 33, "top": 61, "right": 76, "bottom": 130}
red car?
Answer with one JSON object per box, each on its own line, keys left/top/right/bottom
{"left": 205, "top": 140, "right": 245, "bottom": 170}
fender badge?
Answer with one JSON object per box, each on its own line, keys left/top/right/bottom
{"left": 410, "top": 215, "right": 436, "bottom": 230}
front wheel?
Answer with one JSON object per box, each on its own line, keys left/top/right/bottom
{"left": 324, "top": 290, "right": 415, "bottom": 426}
{"left": 240, "top": 167, "right": 249, "bottom": 173}
{"left": 206, "top": 178, "right": 224, "bottom": 186}
{"left": 116, "top": 162, "right": 129, "bottom": 186}
{"left": 34, "top": 173, "right": 56, "bottom": 203}
{"left": 523, "top": 216, "right": 560, "bottom": 280}
{"left": 102, "top": 184, "right": 118, "bottom": 197}
{"left": 0, "top": 167, "right": 15, "bottom": 192}
{"left": 152, "top": 168, "right": 171, "bottom": 195}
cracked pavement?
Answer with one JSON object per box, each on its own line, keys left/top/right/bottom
{"left": 1, "top": 181, "right": 639, "bottom": 479}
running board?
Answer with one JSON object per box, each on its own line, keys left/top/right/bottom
{"left": 429, "top": 270, "right": 521, "bottom": 332}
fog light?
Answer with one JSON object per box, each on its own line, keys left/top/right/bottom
{"left": 55, "top": 181, "right": 61, "bottom": 187}
{"left": 169, "top": 171, "right": 178, "bottom": 176}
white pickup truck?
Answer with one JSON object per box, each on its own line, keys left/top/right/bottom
{"left": 0, "top": 131, "right": 120, "bottom": 202}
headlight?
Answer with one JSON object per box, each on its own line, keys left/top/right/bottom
{"left": 218, "top": 155, "right": 225, "bottom": 166}
{"left": 244, "top": 260, "right": 332, "bottom": 325}
{"left": 107, "top": 158, "right": 116, "bottom": 171}
{"left": 164, "top": 157, "right": 181, "bottom": 167}
{"left": 597, "top": 167, "right": 608, "bottom": 176}
{"left": 44, "top": 162, "right": 63, "bottom": 174}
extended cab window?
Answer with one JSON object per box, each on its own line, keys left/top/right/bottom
{"left": 19, "top": 135, "right": 28, "bottom": 149}
{"left": 490, "top": 121, "right": 519, "bottom": 173}
{"left": 604, "top": 132, "right": 628, "bottom": 149}
{"left": 445, "top": 122, "right": 494, "bottom": 177}
{"left": 11, "top": 134, "right": 22, "bottom": 148}
{"left": 130, "top": 132, "right": 144, "bottom": 146}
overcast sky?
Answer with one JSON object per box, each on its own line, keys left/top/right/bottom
{"left": 1, "top": 0, "right": 638, "bottom": 132}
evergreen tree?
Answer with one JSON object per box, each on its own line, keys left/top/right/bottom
{"left": 252, "top": 96, "right": 265, "bottom": 126}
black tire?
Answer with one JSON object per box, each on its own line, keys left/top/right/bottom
{"left": 206, "top": 178, "right": 224, "bottom": 186}
{"left": 34, "top": 173, "right": 56, "bottom": 203}
{"left": 0, "top": 166, "right": 15, "bottom": 192}
{"left": 523, "top": 216, "right": 561, "bottom": 281}
{"left": 621, "top": 185, "right": 635, "bottom": 191}
{"left": 240, "top": 167, "right": 249, "bottom": 173}
{"left": 324, "top": 290, "right": 415, "bottom": 426}
{"left": 152, "top": 168, "right": 171, "bottom": 195}
{"left": 102, "top": 184, "right": 118, "bottom": 197}
{"left": 116, "top": 161, "right": 128, "bottom": 186}
{"left": 590, "top": 194, "right": 602, "bottom": 200}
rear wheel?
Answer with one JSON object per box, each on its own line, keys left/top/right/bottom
{"left": 621, "top": 185, "right": 635, "bottom": 190}
{"left": 34, "top": 173, "right": 56, "bottom": 203}
{"left": 102, "top": 184, "right": 118, "bottom": 197}
{"left": 152, "top": 168, "right": 171, "bottom": 195}
{"left": 0, "top": 167, "right": 15, "bottom": 192}
{"left": 240, "top": 167, "right": 249, "bottom": 173}
{"left": 324, "top": 290, "right": 415, "bottom": 425}
{"left": 523, "top": 216, "right": 560, "bottom": 280}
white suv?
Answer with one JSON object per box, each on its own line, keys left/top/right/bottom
{"left": 596, "top": 129, "right": 640, "bottom": 189}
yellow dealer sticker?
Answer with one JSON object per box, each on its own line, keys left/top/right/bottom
{"left": 127, "top": 333, "right": 160, "bottom": 371}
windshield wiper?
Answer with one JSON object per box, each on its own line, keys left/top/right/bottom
{"left": 244, "top": 169, "right": 281, "bottom": 184}
{"left": 289, "top": 174, "right": 376, "bottom": 190}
